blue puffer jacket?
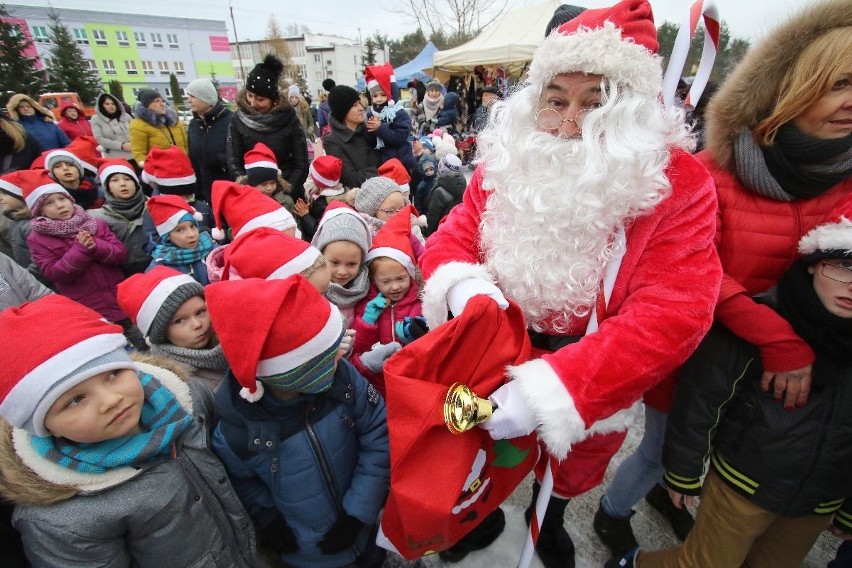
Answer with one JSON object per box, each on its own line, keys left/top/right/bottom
{"left": 212, "top": 360, "right": 390, "bottom": 568}
{"left": 16, "top": 114, "right": 70, "bottom": 150}
{"left": 436, "top": 92, "right": 460, "bottom": 133}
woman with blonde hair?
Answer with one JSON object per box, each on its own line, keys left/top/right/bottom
{"left": 288, "top": 85, "right": 316, "bottom": 142}
{"left": 0, "top": 116, "right": 42, "bottom": 174}
{"left": 5, "top": 94, "right": 69, "bottom": 151}
{"left": 596, "top": 1, "right": 852, "bottom": 564}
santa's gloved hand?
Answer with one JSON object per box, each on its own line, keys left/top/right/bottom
{"left": 394, "top": 316, "right": 429, "bottom": 345}
{"left": 317, "top": 513, "right": 363, "bottom": 554}
{"left": 337, "top": 329, "right": 356, "bottom": 358}
{"left": 362, "top": 293, "right": 389, "bottom": 325}
{"left": 480, "top": 381, "right": 538, "bottom": 440}
{"left": 447, "top": 278, "right": 508, "bottom": 318}
{"left": 359, "top": 342, "right": 402, "bottom": 373}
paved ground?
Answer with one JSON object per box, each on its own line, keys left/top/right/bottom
{"left": 383, "top": 408, "right": 842, "bottom": 567}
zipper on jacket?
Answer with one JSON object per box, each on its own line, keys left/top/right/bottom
{"left": 390, "top": 303, "right": 396, "bottom": 343}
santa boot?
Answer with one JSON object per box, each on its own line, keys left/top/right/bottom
{"left": 525, "top": 481, "right": 575, "bottom": 568}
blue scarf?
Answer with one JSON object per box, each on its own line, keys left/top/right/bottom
{"left": 152, "top": 230, "right": 215, "bottom": 267}
{"left": 31, "top": 372, "right": 193, "bottom": 474}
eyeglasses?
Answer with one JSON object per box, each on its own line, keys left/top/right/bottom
{"left": 822, "top": 261, "right": 852, "bottom": 284}
{"left": 534, "top": 106, "right": 599, "bottom": 131}
{"left": 379, "top": 207, "right": 402, "bottom": 215}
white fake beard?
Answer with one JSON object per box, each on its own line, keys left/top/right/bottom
{"left": 477, "top": 84, "right": 682, "bottom": 332}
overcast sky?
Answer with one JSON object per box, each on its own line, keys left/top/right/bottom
{"left": 10, "top": 0, "right": 814, "bottom": 45}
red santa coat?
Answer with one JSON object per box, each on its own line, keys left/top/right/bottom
{"left": 420, "top": 148, "right": 722, "bottom": 461}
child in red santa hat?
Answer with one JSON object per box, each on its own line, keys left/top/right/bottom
{"left": 41, "top": 136, "right": 104, "bottom": 210}
{"left": 118, "top": 265, "right": 228, "bottom": 390}
{"left": 237, "top": 142, "right": 296, "bottom": 214}
{"left": 145, "top": 194, "right": 218, "bottom": 285}
{"left": 351, "top": 205, "right": 424, "bottom": 395}
{"left": 24, "top": 169, "right": 147, "bottom": 350}
{"left": 206, "top": 276, "right": 389, "bottom": 568}
{"left": 364, "top": 63, "right": 417, "bottom": 176}
{"left": 0, "top": 295, "right": 263, "bottom": 566}
{"left": 297, "top": 154, "right": 355, "bottom": 241}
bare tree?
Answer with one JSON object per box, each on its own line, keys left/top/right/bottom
{"left": 262, "top": 15, "right": 301, "bottom": 91}
{"left": 390, "top": 0, "right": 507, "bottom": 45}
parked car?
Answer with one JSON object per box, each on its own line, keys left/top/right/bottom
{"left": 38, "top": 92, "right": 96, "bottom": 120}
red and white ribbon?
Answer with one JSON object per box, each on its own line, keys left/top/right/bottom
{"left": 518, "top": 456, "right": 555, "bottom": 568}
{"left": 663, "top": 0, "right": 721, "bottom": 109}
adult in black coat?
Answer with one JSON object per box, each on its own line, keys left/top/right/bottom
{"left": 186, "top": 78, "right": 234, "bottom": 203}
{"left": 323, "top": 86, "right": 380, "bottom": 189}
{"left": 0, "top": 116, "right": 42, "bottom": 174}
{"left": 226, "top": 55, "right": 308, "bottom": 201}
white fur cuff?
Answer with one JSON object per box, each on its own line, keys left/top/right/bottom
{"left": 508, "top": 358, "right": 640, "bottom": 460}
{"left": 421, "top": 262, "right": 495, "bottom": 329}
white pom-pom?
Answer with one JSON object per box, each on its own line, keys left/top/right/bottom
{"left": 212, "top": 227, "right": 226, "bottom": 241}
{"left": 193, "top": 211, "right": 203, "bottom": 222}
{"left": 413, "top": 214, "right": 428, "bottom": 228}
{"left": 239, "top": 381, "right": 264, "bottom": 403}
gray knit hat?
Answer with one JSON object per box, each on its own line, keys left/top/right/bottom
{"left": 146, "top": 281, "right": 205, "bottom": 345}
{"left": 311, "top": 206, "right": 371, "bottom": 258}
{"left": 186, "top": 78, "right": 219, "bottom": 107}
{"left": 137, "top": 88, "right": 162, "bottom": 108}
{"left": 355, "top": 176, "right": 403, "bottom": 218}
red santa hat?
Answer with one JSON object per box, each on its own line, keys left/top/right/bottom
{"left": 146, "top": 194, "right": 204, "bottom": 237}
{"left": 378, "top": 158, "right": 411, "bottom": 195}
{"left": 309, "top": 155, "right": 345, "bottom": 196}
{"left": 365, "top": 62, "right": 396, "bottom": 104}
{"left": 366, "top": 204, "right": 417, "bottom": 277}
{"left": 22, "top": 169, "right": 70, "bottom": 212}
{"left": 116, "top": 265, "right": 205, "bottom": 342}
{"left": 205, "top": 276, "right": 344, "bottom": 402}
{"left": 798, "top": 195, "right": 852, "bottom": 264}
{"left": 0, "top": 169, "right": 34, "bottom": 198}
{"left": 210, "top": 180, "right": 297, "bottom": 240}
{"left": 142, "top": 146, "right": 197, "bottom": 195}
{"left": 529, "top": 0, "right": 661, "bottom": 96}
{"left": 98, "top": 158, "right": 140, "bottom": 189}
{"left": 244, "top": 142, "right": 281, "bottom": 186}
{"left": 0, "top": 295, "right": 131, "bottom": 437}
{"left": 223, "top": 227, "right": 323, "bottom": 280}
{"left": 64, "top": 136, "right": 103, "bottom": 175}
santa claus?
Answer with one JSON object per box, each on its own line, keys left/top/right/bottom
{"left": 418, "top": 0, "right": 722, "bottom": 566}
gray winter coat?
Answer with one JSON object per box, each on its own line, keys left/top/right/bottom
{"left": 0, "top": 356, "right": 266, "bottom": 568}
{"left": 0, "top": 251, "right": 51, "bottom": 311}
{"left": 90, "top": 93, "right": 133, "bottom": 161}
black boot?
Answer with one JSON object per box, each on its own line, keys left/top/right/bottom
{"left": 525, "top": 481, "right": 575, "bottom": 568}
{"left": 593, "top": 498, "right": 638, "bottom": 557}
{"left": 645, "top": 483, "right": 694, "bottom": 541}
{"left": 438, "top": 507, "right": 506, "bottom": 563}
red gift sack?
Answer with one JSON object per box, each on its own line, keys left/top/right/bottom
{"left": 379, "top": 296, "right": 538, "bottom": 559}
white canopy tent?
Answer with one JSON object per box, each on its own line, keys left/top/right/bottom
{"left": 430, "top": 0, "right": 564, "bottom": 73}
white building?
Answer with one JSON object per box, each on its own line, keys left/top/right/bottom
{"left": 231, "top": 33, "right": 387, "bottom": 97}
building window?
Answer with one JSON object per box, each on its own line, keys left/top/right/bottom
{"left": 86, "top": 59, "right": 97, "bottom": 71}
{"left": 158, "top": 60, "right": 170, "bottom": 75}
{"left": 167, "top": 33, "right": 179, "bottom": 49}
{"left": 92, "top": 29, "right": 107, "bottom": 46}
{"left": 102, "top": 59, "right": 117, "bottom": 75}
{"left": 32, "top": 26, "right": 49, "bottom": 43}
{"left": 327, "top": 70, "right": 333, "bottom": 77}
{"left": 173, "top": 61, "right": 185, "bottom": 76}
{"left": 73, "top": 28, "right": 88, "bottom": 44}
{"left": 42, "top": 57, "right": 51, "bottom": 68}
{"left": 164, "top": 88, "right": 172, "bottom": 98}
{"left": 315, "top": 71, "right": 322, "bottom": 79}
{"left": 134, "top": 31, "right": 146, "bottom": 47}
{"left": 326, "top": 59, "right": 332, "bottom": 67}
{"left": 151, "top": 33, "right": 163, "bottom": 48}
{"left": 116, "top": 31, "right": 129, "bottom": 47}
{"left": 313, "top": 54, "right": 320, "bottom": 63}
{"left": 141, "top": 60, "right": 154, "bottom": 75}
{"left": 300, "top": 65, "right": 306, "bottom": 78}
{"left": 124, "top": 60, "right": 138, "bottom": 75}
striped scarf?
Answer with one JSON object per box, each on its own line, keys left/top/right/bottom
{"left": 31, "top": 372, "right": 193, "bottom": 474}
{"left": 152, "top": 230, "right": 215, "bottom": 266}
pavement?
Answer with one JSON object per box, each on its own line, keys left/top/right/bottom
{"left": 383, "top": 408, "right": 843, "bottom": 568}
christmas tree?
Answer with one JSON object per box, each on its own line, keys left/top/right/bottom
{"left": 45, "top": 10, "right": 102, "bottom": 105}
{"left": 0, "top": 5, "right": 46, "bottom": 100}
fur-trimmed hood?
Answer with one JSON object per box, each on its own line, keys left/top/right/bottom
{"left": 704, "top": 0, "right": 852, "bottom": 172}
{"left": 6, "top": 94, "right": 54, "bottom": 122}
{"left": 132, "top": 102, "right": 179, "bottom": 127}
{"left": 0, "top": 354, "right": 193, "bottom": 506}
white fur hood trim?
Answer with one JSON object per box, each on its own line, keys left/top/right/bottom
{"left": 12, "top": 362, "right": 194, "bottom": 494}
{"left": 528, "top": 21, "right": 661, "bottom": 96}
{"left": 798, "top": 217, "right": 852, "bottom": 256}
{"left": 508, "top": 358, "right": 641, "bottom": 460}
{"left": 421, "top": 261, "right": 496, "bottom": 329}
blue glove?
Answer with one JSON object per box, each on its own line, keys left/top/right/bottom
{"left": 394, "top": 316, "right": 429, "bottom": 345}
{"left": 362, "top": 293, "right": 389, "bottom": 325}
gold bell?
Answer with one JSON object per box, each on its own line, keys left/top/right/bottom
{"left": 444, "top": 383, "right": 493, "bottom": 435}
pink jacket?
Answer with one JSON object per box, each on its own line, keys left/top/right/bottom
{"left": 28, "top": 219, "right": 129, "bottom": 322}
